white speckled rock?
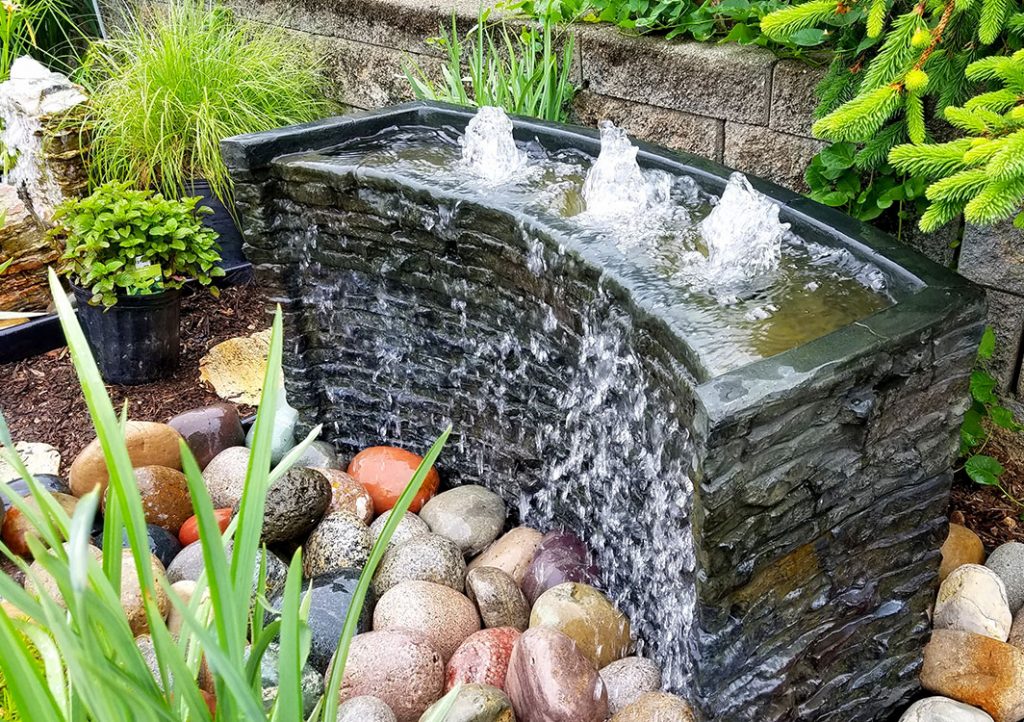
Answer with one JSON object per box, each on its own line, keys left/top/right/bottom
{"left": 934, "top": 564, "right": 1012, "bottom": 641}
{"left": 201, "top": 446, "right": 251, "bottom": 509}
{"left": 899, "top": 697, "right": 994, "bottom": 722}
{"left": 601, "top": 657, "right": 663, "bottom": 715}
{"left": 373, "top": 533, "right": 467, "bottom": 597}
{"left": 303, "top": 511, "right": 372, "bottom": 578}
{"left": 336, "top": 696, "right": 397, "bottom": 722}
{"left": 419, "top": 485, "right": 507, "bottom": 556}
{"left": 369, "top": 510, "right": 430, "bottom": 550}
{"left": 988, "top": 542, "right": 1024, "bottom": 615}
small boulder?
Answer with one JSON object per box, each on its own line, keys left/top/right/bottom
{"left": 921, "top": 629, "right": 1024, "bottom": 722}
{"left": 530, "top": 582, "right": 631, "bottom": 668}
{"left": 465, "top": 566, "right": 529, "bottom": 631}
{"left": 303, "top": 511, "right": 372, "bottom": 578}
{"left": 446, "top": 627, "right": 520, "bottom": 692}
{"left": 941, "top": 524, "right": 986, "bottom": 582}
{"left": 420, "top": 485, "right": 506, "bottom": 556}
{"left": 282, "top": 568, "right": 373, "bottom": 673}
{"left": 2, "top": 492, "right": 78, "bottom": 557}
{"left": 126, "top": 465, "right": 193, "bottom": 534}
{"left": 347, "top": 446, "right": 440, "bottom": 514}
{"left": 522, "top": 530, "right": 599, "bottom": 605}
{"left": 610, "top": 692, "right": 695, "bottom": 722}
{"left": 337, "top": 696, "right": 397, "bottom": 722}
{"left": 373, "top": 533, "right": 467, "bottom": 597}
{"left": 899, "top": 697, "right": 995, "bottom": 722}
{"left": 505, "top": 626, "right": 608, "bottom": 722}
{"left": 118, "top": 549, "right": 171, "bottom": 636}
{"left": 167, "top": 540, "right": 287, "bottom": 600}
{"left": 167, "top": 404, "right": 244, "bottom": 470}
{"left": 370, "top": 510, "right": 430, "bottom": 550}
{"left": 374, "top": 580, "right": 480, "bottom": 661}
{"left": 422, "top": 683, "right": 514, "bottom": 722}
{"left": 934, "top": 565, "right": 1012, "bottom": 641}
{"left": 468, "top": 527, "right": 543, "bottom": 587}
{"left": 988, "top": 543, "right": 1024, "bottom": 614}
{"left": 335, "top": 629, "right": 444, "bottom": 722}
{"left": 202, "top": 447, "right": 251, "bottom": 509}
{"left": 601, "top": 657, "right": 663, "bottom": 715}
{"left": 70, "top": 421, "right": 183, "bottom": 497}
{"left": 255, "top": 467, "right": 330, "bottom": 544}
{"left": 314, "top": 468, "right": 374, "bottom": 524}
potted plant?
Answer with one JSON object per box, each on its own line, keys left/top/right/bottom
{"left": 49, "top": 181, "right": 223, "bottom": 384}
{"left": 77, "top": 0, "right": 332, "bottom": 265}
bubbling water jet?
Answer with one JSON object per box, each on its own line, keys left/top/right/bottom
{"left": 460, "top": 106, "right": 527, "bottom": 182}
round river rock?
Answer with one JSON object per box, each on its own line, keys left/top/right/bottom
{"left": 167, "top": 404, "right": 244, "bottom": 471}
{"left": 373, "top": 532, "right": 466, "bottom": 597}
{"left": 302, "top": 510, "right": 371, "bottom": 578}
{"left": 370, "top": 510, "right": 430, "bottom": 550}
{"left": 255, "top": 467, "right": 330, "bottom": 543}
{"left": 530, "top": 582, "right": 632, "bottom": 668}
{"left": 600, "top": 657, "right": 664, "bottom": 716}
{"left": 466, "top": 566, "right": 530, "bottom": 631}
{"left": 374, "top": 580, "right": 481, "bottom": 661}
{"left": 610, "top": 692, "right": 695, "bottom": 722}
{"left": 468, "top": 526, "right": 543, "bottom": 587}
{"left": 313, "top": 468, "right": 374, "bottom": 523}
{"left": 202, "top": 446, "right": 251, "bottom": 509}
{"left": 337, "top": 696, "right": 397, "bottom": 722}
{"left": 522, "top": 530, "right": 599, "bottom": 605}
{"left": 423, "top": 683, "right": 514, "bottom": 722}
{"left": 70, "top": 421, "right": 183, "bottom": 497}
{"left": 130, "top": 465, "right": 193, "bottom": 534}
{"left": 419, "top": 484, "right": 507, "bottom": 555}
{"left": 446, "top": 627, "right": 520, "bottom": 692}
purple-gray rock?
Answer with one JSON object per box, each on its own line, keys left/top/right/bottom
{"left": 521, "top": 530, "right": 599, "bottom": 605}
{"left": 167, "top": 404, "right": 244, "bottom": 470}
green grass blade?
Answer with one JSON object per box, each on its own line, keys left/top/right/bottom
{"left": 0, "top": 607, "right": 63, "bottom": 720}
{"left": 272, "top": 551, "right": 305, "bottom": 722}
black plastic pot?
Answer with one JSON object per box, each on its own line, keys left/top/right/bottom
{"left": 185, "top": 178, "right": 247, "bottom": 270}
{"left": 71, "top": 284, "right": 181, "bottom": 385}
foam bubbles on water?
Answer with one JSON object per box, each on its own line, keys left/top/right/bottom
{"left": 460, "top": 106, "right": 527, "bottom": 183}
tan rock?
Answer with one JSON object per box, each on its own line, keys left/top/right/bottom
{"left": 530, "top": 582, "right": 632, "bottom": 668}
{"left": 374, "top": 580, "right": 480, "bottom": 661}
{"left": 935, "top": 565, "right": 1012, "bottom": 641}
{"left": 199, "top": 329, "right": 271, "bottom": 406}
{"left": 942, "top": 523, "right": 986, "bottom": 582}
{"left": 70, "top": 421, "right": 184, "bottom": 498}
{"left": 465, "top": 566, "right": 530, "bottom": 631}
{"left": 1, "top": 492, "right": 78, "bottom": 557}
{"left": 468, "top": 526, "right": 543, "bottom": 587}
{"left": 921, "top": 629, "right": 1024, "bottom": 722}
{"left": 611, "top": 692, "right": 696, "bottom": 722}
{"left": 0, "top": 183, "right": 59, "bottom": 312}
{"left": 25, "top": 544, "right": 101, "bottom": 605}
{"left": 119, "top": 549, "right": 171, "bottom": 636}
{"left": 314, "top": 468, "right": 374, "bottom": 524}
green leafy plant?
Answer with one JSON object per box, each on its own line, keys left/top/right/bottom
{"left": 78, "top": 0, "right": 332, "bottom": 207}
{"left": 50, "top": 181, "right": 224, "bottom": 307}
{"left": 405, "top": 8, "right": 576, "bottom": 123}
{"left": 960, "top": 327, "right": 1024, "bottom": 503}
{"left": 0, "top": 267, "right": 460, "bottom": 720}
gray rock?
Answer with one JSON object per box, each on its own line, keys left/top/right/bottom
{"left": 723, "top": 122, "right": 825, "bottom": 193}
{"left": 245, "top": 394, "right": 298, "bottom": 465}
{"left": 934, "top": 564, "right": 1012, "bottom": 641}
{"left": 373, "top": 533, "right": 467, "bottom": 597}
{"left": 768, "top": 60, "right": 826, "bottom": 137}
{"left": 600, "top": 656, "right": 663, "bottom": 715}
{"left": 202, "top": 446, "right": 251, "bottom": 509}
{"left": 465, "top": 566, "right": 529, "bottom": 631}
{"left": 258, "top": 642, "right": 323, "bottom": 717}
{"left": 420, "top": 683, "right": 512, "bottom": 722}
{"left": 294, "top": 440, "right": 341, "bottom": 469}
{"left": 987, "top": 542, "right": 1024, "bottom": 614}
{"left": 337, "top": 696, "right": 397, "bottom": 722}
{"left": 419, "top": 485, "right": 507, "bottom": 555}
{"left": 898, "top": 696, "right": 994, "bottom": 722}
{"left": 303, "top": 510, "right": 372, "bottom": 578}
{"left": 166, "top": 540, "right": 287, "bottom": 599}
{"left": 256, "top": 467, "right": 331, "bottom": 543}
{"left": 370, "top": 510, "right": 430, "bottom": 550}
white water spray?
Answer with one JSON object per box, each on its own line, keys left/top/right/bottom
{"left": 460, "top": 106, "right": 526, "bottom": 183}
{"left": 582, "top": 121, "right": 669, "bottom": 218}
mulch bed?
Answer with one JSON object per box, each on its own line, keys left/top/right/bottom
{"left": 0, "top": 281, "right": 269, "bottom": 464}
{"left": 949, "top": 425, "right": 1024, "bottom": 549}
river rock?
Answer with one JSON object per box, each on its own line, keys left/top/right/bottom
{"left": 601, "top": 657, "right": 663, "bottom": 715}
{"left": 420, "top": 485, "right": 506, "bottom": 556}
{"left": 610, "top": 692, "right": 695, "bottom": 722}
{"left": 119, "top": 549, "right": 171, "bottom": 635}
{"left": 294, "top": 441, "right": 340, "bottom": 469}
{"left": 899, "top": 697, "right": 995, "bottom": 722}
{"left": 201, "top": 446, "right": 251, "bottom": 509}
{"left": 255, "top": 467, "right": 330, "bottom": 543}
{"left": 290, "top": 568, "right": 372, "bottom": 673}
{"left": 95, "top": 524, "right": 182, "bottom": 568}
{"left": 178, "top": 508, "right": 232, "bottom": 547}
{"left": 337, "top": 696, "right": 398, "bottom": 722}
{"left": 129, "top": 465, "right": 193, "bottom": 534}
{"left": 522, "top": 531, "right": 599, "bottom": 605}
{"left": 303, "top": 511, "right": 371, "bottom": 578}
{"left": 167, "top": 404, "right": 245, "bottom": 470}
{"left": 530, "top": 582, "right": 631, "bottom": 668}
{"left": 942, "top": 523, "right": 986, "bottom": 582}
{"left": 370, "top": 510, "right": 430, "bottom": 550}
{"left": 466, "top": 566, "right": 529, "bottom": 631}
{"left": 373, "top": 533, "right": 467, "bottom": 597}
{"left": 506, "top": 626, "right": 607, "bottom": 722}
{"left": 259, "top": 642, "right": 323, "bottom": 717}
{"left": 374, "top": 580, "right": 481, "bottom": 661}
{"left": 314, "top": 468, "right": 374, "bottom": 523}
{"left": 922, "top": 629, "right": 1024, "bottom": 722}
{"left": 1010, "top": 608, "right": 1024, "bottom": 650}
{"left": 244, "top": 394, "right": 297, "bottom": 465}
{"left": 167, "top": 580, "right": 204, "bottom": 638}
{"left": 1, "top": 492, "right": 78, "bottom": 556}
{"left": 468, "top": 527, "right": 543, "bottom": 588}
{"left": 2, "top": 473, "right": 71, "bottom": 508}
{"left": 422, "top": 683, "right": 514, "bottom": 722}
{"left": 335, "top": 629, "right": 444, "bottom": 722}
{"left": 0, "top": 441, "right": 61, "bottom": 482}
{"left": 167, "top": 540, "right": 287, "bottom": 599}
{"left": 988, "top": 542, "right": 1024, "bottom": 614}
{"left": 934, "top": 564, "right": 1012, "bottom": 641}
{"left": 446, "top": 627, "right": 520, "bottom": 691}
{"left": 25, "top": 543, "right": 101, "bottom": 605}
{"left": 70, "top": 421, "right": 183, "bottom": 497}
{"left": 347, "top": 446, "right": 440, "bottom": 514}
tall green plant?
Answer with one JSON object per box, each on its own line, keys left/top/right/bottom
{"left": 0, "top": 267, "right": 459, "bottom": 720}
{"left": 79, "top": 0, "right": 332, "bottom": 207}
{"left": 405, "top": 9, "right": 576, "bottom": 123}
{"left": 0, "top": 0, "right": 95, "bottom": 81}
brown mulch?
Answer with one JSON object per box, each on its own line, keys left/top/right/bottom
{"left": 0, "top": 282, "right": 269, "bottom": 464}
{"left": 949, "top": 426, "right": 1024, "bottom": 549}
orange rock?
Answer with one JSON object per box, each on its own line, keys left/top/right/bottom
{"left": 347, "top": 446, "right": 439, "bottom": 514}
{"left": 100, "top": 466, "right": 193, "bottom": 534}
{"left": 940, "top": 523, "right": 986, "bottom": 582}
{"left": 178, "top": 508, "right": 232, "bottom": 547}
{"left": 70, "top": 421, "right": 184, "bottom": 498}
{"left": 1, "top": 493, "right": 79, "bottom": 557}
{"left": 921, "top": 629, "right": 1024, "bottom": 722}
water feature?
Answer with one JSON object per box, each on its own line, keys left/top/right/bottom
{"left": 223, "top": 102, "right": 984, "bottom": 722}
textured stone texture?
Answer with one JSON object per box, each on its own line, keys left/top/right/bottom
{"left": 723, "top": 122, "right": 826, "bottom": 192}
{"left": 571, "top": 92, "right": 723, "bottom": 162}
{"left": 0, "top": 183, "right": 59, "bottom": 313}
{"left": 985, "top": 288, "right": 1024, "bottom": 392}
{"left": 769, "top": 60, "right": 826, "bottom": 136}
{"left": 224, "top": 104, "right": 983, "bottom": 722}
{"left": 960, "top": 220, "right": 1024, "bottom": 296}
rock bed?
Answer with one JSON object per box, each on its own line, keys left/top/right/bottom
{"left": 0, "top": 399, "right": 697, "bottom": 722}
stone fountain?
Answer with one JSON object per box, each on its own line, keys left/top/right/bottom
{"left": 222, "top": 102, "right": 985, "bottom": 721}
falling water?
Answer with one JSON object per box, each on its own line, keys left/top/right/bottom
{"left": 460, "top": 106, "right": 527, "bottom": 182}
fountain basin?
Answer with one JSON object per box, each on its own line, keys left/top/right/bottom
{"left": 223, "top": 102, "right": 985, "bottom": 721}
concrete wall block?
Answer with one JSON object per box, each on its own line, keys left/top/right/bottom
{"left": 723, "top": 122, "right": 826, "bottom": 192}
{"left": 960, "top": 219, "right": 1024, "bottom": 296}
{"left": 571, "top": 91, "right": 724, "bottom": 162}
{"left": 579, "top": 28, "right": 776, "bottom": 125}
{"left": 769, "top": 59, "right": 826, "bottom": 137}
{"left": 983, "top": 288, "right": 1024, "bottom": 392}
